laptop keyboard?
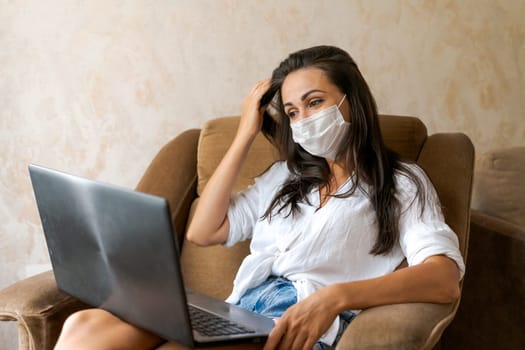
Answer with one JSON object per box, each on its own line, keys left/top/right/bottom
{"left": 188, "top": 305, "right": 256, "bottom": 337}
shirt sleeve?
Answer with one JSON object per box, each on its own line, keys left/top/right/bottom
{"left": 397, "top": 164, "right": 466, "bottom": 279}
{"left": 224, "top": 161, "right": 287, "bottom": 247}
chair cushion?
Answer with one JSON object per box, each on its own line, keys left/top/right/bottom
{"left": 472, "top": 147, "right": 525, "bottom": 227}
{"left": 197, "top": 116, "right": 279, "bottom": 195}
{"left": 416, "top": 133, "right": 475, "bottom": 256}
{"left": 379, "top": 115, "right": 427, "bottom": 161}
{"left": 197, "top": 115, "right": 427, "bottom": 194}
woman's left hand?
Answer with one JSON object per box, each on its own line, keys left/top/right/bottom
{"left": 263, "top": 286, "right": 340, "bottom": 350}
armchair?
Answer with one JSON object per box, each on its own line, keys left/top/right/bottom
{"left": 441, "top": 147, "right": 525, "bottom": 349}
{"left": 0, "top": 115, "right": 474, "bottom": 349}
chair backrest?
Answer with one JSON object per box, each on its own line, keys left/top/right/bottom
{"left": 181, "top": 115, "right": 474, "bottom": 299}
{"left": 195, "top": 115, "right": 428, "bottom": 195}
{"left": 417, "top": 133, "right": 475, "bottom": 256}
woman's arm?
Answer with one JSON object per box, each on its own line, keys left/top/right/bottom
{"left": 333, "top": 255, "right": 460, "bottom": 310}
{"left": 264, "top": 255, "right": 460, "bottom": 350}
{"left": 186, "top": 79, "right": 271, "bottom": 246}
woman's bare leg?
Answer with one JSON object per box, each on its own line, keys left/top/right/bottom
{"left": 55, "top": 308, "right": 164, "bottom": 350}
{"left": 154, "top": 343, "right": 264, "bottom": 350}
{"left": 154, "top": 342, "right": 191, "bottom": 350}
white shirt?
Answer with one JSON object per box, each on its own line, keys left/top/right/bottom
{"left": 225, "top": 161, "right": 465, "bottom": 345}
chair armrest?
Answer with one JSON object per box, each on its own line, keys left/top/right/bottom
{"left": 470, "top": 209, "right": 525, "bottom": 243}
{"left": 135, "top": 129, "right": 201, "bottom": 245}
{"left": 0, "top": 270, "right": 89, "bottom": 350}
{"left": 0, "top": 129, "right": 201, "bottom": 350}
{"left": 337, "top": 302, "right": 457, "bottom": 350}
{"left": 441, "top": 210, "right": 525, "bottom": 349}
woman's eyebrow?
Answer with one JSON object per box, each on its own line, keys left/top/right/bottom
{"left": 283, "top": 89, "right": 327, "bottom": 107}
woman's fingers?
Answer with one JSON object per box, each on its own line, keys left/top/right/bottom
{"left": 238, "top": 79, "right": 271, "bottom": 139}
{"left": 252, "top": 79, "right": 271, "bottom": 93}
{"left": 263, "top": 318, "right": 285, "bottom": 350}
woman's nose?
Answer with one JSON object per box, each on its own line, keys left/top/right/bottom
{"left": 291, "top": 110, "right": 311, "bottom": 123}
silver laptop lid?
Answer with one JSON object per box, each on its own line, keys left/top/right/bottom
{"left": 29, "top": 164, "right": 194, "bottom": 347}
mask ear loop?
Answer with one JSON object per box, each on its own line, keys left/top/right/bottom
{"left": 337, "top": 94, "right": 347, "bottom": 108}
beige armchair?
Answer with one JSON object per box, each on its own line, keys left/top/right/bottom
{"left": 0, "top": 115, "right": 474, "bottom": 349}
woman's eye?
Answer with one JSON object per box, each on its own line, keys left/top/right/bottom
{"left": 287, "top": 110, "right": 297, "bottom": 119}
{"left": 309, "top": 99, "right": 323, "bottom": 108}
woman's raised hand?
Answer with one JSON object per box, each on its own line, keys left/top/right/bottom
{"left": 237, "top": 79, "right": 271, "bottom": 142}
{"left": 186, "top": 79, "right": 271, "bottom": 247}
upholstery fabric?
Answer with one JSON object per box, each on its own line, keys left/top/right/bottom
{"left": 196, "top": 116, "right": 280, "bottom": 195}
{"left": 181, "top": 199, "right": 250, "bottom": 300}
{"left": 338, "top": 302, "right": 456, "bottom": 350}
{"left": 0, "top": 271, "right": 88, "bottom": 350}
{"left": 442, "top": 146, "right": 525, "bottom": 349}
{"left": 472, "top": 146, "right": 525, "bottom": 227}
{"left": 417, "top": 133, "right": 475, "bottom": 255}
{"left": 443, "top": 210, "right": 525, "bottom": 349}
{"left": 136, "top": 129, "right": 201, "bottom": 245}
{"left": 378, "top": 115, "right": 427, "bottom": 161}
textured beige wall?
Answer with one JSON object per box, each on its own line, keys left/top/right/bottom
{"left": 1, "top": 0, "right": 524, "bottom": 347}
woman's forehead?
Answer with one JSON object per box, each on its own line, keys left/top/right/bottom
{"left": 281, "top": 67, "right": 338, "bottom": 103}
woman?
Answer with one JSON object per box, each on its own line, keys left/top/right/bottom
{"left": 55, "top": 46, "right": 464, "bottom": 350}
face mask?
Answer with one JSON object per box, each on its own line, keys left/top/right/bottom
{"left": 290, "top": 94, "right": 349, "bottom": 160}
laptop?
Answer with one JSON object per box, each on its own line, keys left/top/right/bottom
{"left": 28, "top": 164, "right": 274, "bottom": 348}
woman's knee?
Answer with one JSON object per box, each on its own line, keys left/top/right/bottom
{"left": 61, "top": 308, "right": 110, "bottom": 335}
{"left": 56, "top": 309, "right": 120, "bottom": 349}
{"left": 57, "top": 308, "right": 163, "bottom": 350}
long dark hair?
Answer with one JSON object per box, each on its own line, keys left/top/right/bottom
{"left": 259, "top": 45, "right": 425, "bottom": 255}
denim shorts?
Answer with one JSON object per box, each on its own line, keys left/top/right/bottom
{"left": 235, "top": 276, "right": 356, "bottom": 349}
{"left": 236, "top": 276, "right": 297, "bottom": 318}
